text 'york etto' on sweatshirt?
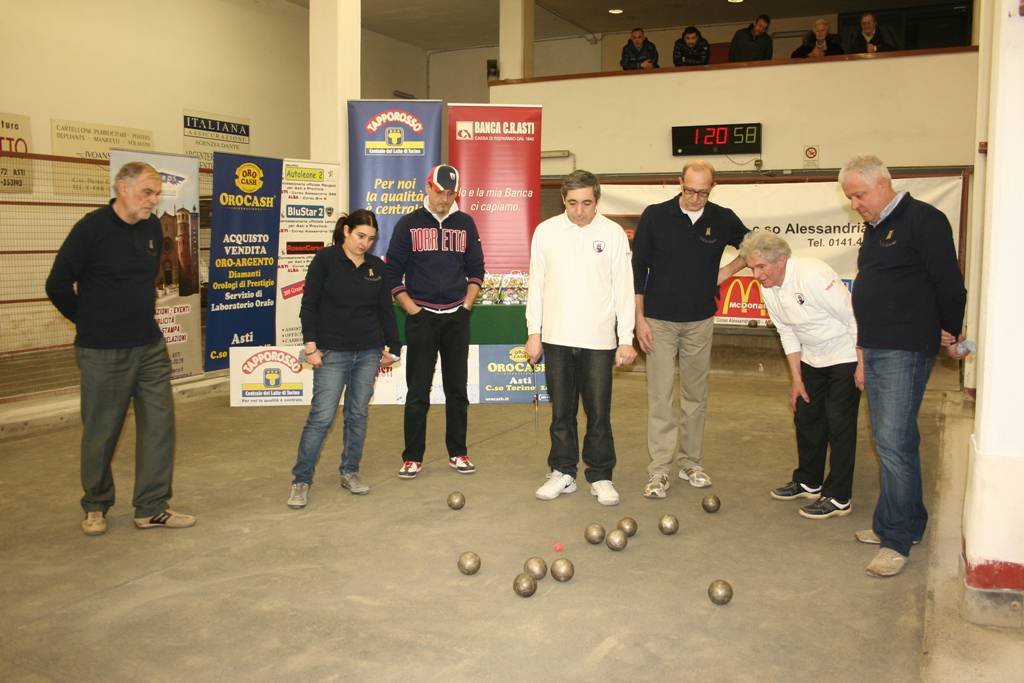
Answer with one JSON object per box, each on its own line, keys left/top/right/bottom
{"left": 384, "top": 200, "right": 485, "bottom": 312}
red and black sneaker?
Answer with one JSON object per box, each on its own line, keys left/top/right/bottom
{"left": 448, "top": 455, "right": 476, "bottom": 474}
{"left": 398, "top": 460, "right": 422, "bottom": 479}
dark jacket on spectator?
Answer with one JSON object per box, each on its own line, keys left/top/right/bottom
{"left": 849, "top": 31, "right": 898, "bottom": 54}
{"left": 620, "top": 38, "right": 659, "bottom": 70}
{"left": 791, "top": 32, "right": 845, "bottom": 58}
{"left": 729, "top": 24, "right": 773, "bottom": 62}
{"left": 673, "top": 36, "right": 710, "bottom": 66}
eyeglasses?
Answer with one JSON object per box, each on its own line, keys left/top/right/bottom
{"left": 682, "top": 186, "right": 711, "bottom": 199}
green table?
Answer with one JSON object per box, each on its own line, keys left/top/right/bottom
{"left": 395, "top": 304, "right": 527, "bottom": 345}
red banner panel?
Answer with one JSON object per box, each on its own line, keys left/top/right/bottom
{"left": 716, "top": 275, "right": 768, "bottom": 320}
{"left": 448, "top": 104, "right": 541, "bottom": 273}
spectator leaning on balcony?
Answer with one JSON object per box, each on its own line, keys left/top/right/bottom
{"left": 620, "top": 27, "right": 659, "bottom": 70}
{"left": 849, "top": 12, "right": 899, "bottom": 54}
{"left": 729, "top": 14, "right": 773, "bottom": 62}
{"left": 791, "top": 18, "right": 845, "bottom": 58}
{"left": 673, "top": 26, "right": 710, "bottom": 66}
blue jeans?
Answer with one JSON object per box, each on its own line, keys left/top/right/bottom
{"left": 292, "top": 349, "right": 380, "bottom": 484}
{"left": 862, "top": 348, "right": 935, "bottom": 557}
{"left": 542, "top": 343, "right": 616, "bottom": 483}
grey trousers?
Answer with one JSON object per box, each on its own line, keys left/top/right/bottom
{"left": 76, "top": 339, "right": 175, "bottom": 518}
{"left": 645, "top": 317, "right": 714, "bottom": 476}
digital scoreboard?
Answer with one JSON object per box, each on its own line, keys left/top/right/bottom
{"left": 672, "top": 123, "right": 762, "bottom": 156}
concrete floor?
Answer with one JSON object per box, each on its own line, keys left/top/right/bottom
{"left": 1, "top": 367, "right": 1022, "bottom": 682}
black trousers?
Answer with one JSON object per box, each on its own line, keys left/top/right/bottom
{"left": 793, "top": 360, "right": 861, "bottom": 501}
{"left": 543, "top": 343, "right": 616, "bottom": 483}
{"left": 402, "top": 308, "right": 470, "bottom": 462}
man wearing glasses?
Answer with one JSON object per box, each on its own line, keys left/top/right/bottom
{"left": 632, "top": 160, "right": 749, "bottom": 499}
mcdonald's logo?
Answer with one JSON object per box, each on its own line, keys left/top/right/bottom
{"left": 718, "top": 277, "right": 768, "bottom": 318}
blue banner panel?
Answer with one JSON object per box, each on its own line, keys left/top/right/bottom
{"left": 347, "top": 100, "right": 442, "bottom": 256}
{"left": 478, "top": 344, "right": 549, "bottom": 404}
{"left": 205, "top": 152, "right": 283, "bottom": 371}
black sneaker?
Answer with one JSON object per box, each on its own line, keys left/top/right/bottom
{"left": 799, "top": 497, "right": 851, "bottom": 520}
{"left": 770, "top": 481, "right": 821, "bottom": 500}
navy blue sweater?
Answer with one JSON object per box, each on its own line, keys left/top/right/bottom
{"left": 632, "top": 197, "right": 749, "bottom": 322}
{"left": 852, "top": 193, "right": 966, "bottom": 354}
{"left": 385, "top": 206, "right": 485, "bottom": 310}
{"left": 300, "top": 246, "right": 400, "bottom": 355}
{"left": 46, "top": 201, "right": 163, "bottom": 349}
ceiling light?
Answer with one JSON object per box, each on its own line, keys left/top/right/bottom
{"left": 728, "top": 0, "right": 744, "bottom": 4}
{"left": 608, "top": 8, "right": 623, "bottom": 14}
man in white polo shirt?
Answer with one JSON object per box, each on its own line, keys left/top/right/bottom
{"left": 525, "top": 170, "right": 636, "bottom": 506}
{"left": 739, "top": 231, "right": 863, "bottom": 520}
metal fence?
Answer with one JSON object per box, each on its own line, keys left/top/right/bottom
{"left": 0, "top": 152, "right": 213, "bottom": 360}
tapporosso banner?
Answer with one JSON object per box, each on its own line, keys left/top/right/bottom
{"left": 228, "top": 344, "right": 539, "bottom": 407}
{"left": 206, "top": 152, "right": 283, "bottom": 370}
{"left": 448, "top": 104, "right": 541, "bottom": 273}
{"left": 109, "top": 149, "right": 202, "bottom": 379}
{"left": 599, "top": 175, "right": 963, "bottom": 324}
{"left": 347, "top": 100, "right": 442, "bottom": 256}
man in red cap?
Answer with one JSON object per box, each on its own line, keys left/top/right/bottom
{"left": 385, "top": 164, "right": 486, "bottom": 479}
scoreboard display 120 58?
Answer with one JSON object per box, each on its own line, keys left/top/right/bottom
{"left": 672, "top": 123, "right": 762, "bottom": 156}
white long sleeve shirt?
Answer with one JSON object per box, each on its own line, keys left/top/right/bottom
{"left": 761, "top": 257, "right": 858, "bottom": 368}
{"left": 525, "top": 212, "right": 635, "bottom": 350}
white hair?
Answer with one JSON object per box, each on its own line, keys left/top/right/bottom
{"left": 839, "top": 153, "right": 892, "bottom": 185}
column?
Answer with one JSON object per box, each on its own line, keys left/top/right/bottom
{"left": 962, "top": 0, "right": 1024, "bottom": 628}
{"left": 309, "top": 0, "right": 361, "bottom": 208}
{"left": 499, "top": 0, "right": 534, "bottom": 81}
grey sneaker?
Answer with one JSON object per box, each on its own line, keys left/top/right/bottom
{"left": 643, "top": 473, "right": 670, "bottom": 499}
{"left": 81, "top": 511, "right": 107, "bottom": 536}
{"left": 680, "top": 466, "right": 712, "bottom": 488}
{"left": 288, "top": 483, "right": 310, "bottom": 508}
{"left": 865, "top": 548, "right": 908, "bottom": 577}
{"left": 340, "top": 472, "right": 369, "bottom": 495}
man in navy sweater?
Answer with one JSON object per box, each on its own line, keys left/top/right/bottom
{"left": 385, "top": 165, "right": 485, "bottom": 479}
{"left": 46, "top": 161, "right": 196, "bottom": 536}
{"left": 840, "top": 154, "right": 968, "bottom": 577}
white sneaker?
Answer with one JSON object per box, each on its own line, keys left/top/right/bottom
{"left": 287, "top": 483, "right": 309, "bottom": 509}
{"left": 535, "top": 470, "right": 577, "bottom": 500}
{"left": 679, "top": 466, "right": 712, "bottom": 488}
{"left": 590, "top": 480, "right": 620, "bottom": 506}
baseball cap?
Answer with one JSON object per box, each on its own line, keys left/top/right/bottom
{"left": 427, "top": 164, "right": 460, "bottom": 192}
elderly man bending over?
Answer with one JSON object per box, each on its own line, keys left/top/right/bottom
{"left": 739, "top": 232, "right": 862, "bottom": 520}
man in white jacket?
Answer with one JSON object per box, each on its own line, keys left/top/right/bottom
{"left": 739, "top": 231, "right": 863, "bottom": 519}
{"left": 525, "top": 170, "right": 637, "bottom": 506}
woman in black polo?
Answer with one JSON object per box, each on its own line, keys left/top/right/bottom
{"left": 287, "top": 209, "right": 400, "bottom": 508}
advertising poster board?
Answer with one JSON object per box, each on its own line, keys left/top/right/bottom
{"left": 347, "top": 100, "right": 442, "bottom": 256}
{"left": 109, "top": 149, "right": 203, "bottom": 378}
{"left": 448, "top": 104, "right": 541, "bottom": 274}
{"left": 206, "top": 152, "right": 283, "bottom": 370}
{"left": 275, "top": 160, "right": 340, "bottom": 346}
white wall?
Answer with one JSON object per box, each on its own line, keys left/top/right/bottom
{"left": 601, "top": 15, "right": 839, "bottom": 69}
{"left": 428, "top": 36, "right": 601, "bottom": 105}
{"left": 491, "top": 50, "right": 978, "bottom": 175}
{"left": 361, "top": 28, "right": 428, "bottom": 99}
{"left": 3, "top": 0, "right": 310, "bottom": 160}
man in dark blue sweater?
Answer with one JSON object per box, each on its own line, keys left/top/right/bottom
{"left": 620, "top": 28, "right": 659, "bottom": 70}
{"left": 729, "top": 14, "right": 773, "bottom": 62}
{"left": 46, "top": 161, "right": 196, "bottom": 536}
{"left": 385, "top": 164, "right": 485, "bottom": 479}
{"left": 840, "top": 154, "right": 968, "bottom": 577}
